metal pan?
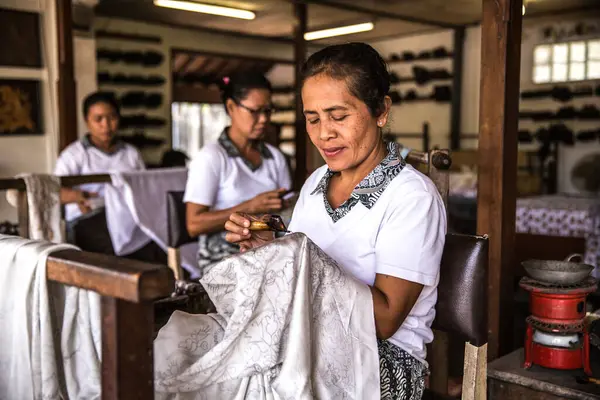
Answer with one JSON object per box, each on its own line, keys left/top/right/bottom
{"left": 522, "top": 254, "right": 594, "bottom": 285}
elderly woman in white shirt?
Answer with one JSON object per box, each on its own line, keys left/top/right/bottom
{"left": 224, "top": 43, "right": 446, "bottom": 400}
{"left": 184, "top": 72, "right": 291, "bottom": 270}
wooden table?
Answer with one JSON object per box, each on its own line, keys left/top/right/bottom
{"left": 488, "top": 348, "right": 600, "bottom": 399}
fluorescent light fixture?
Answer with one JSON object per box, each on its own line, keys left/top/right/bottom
{"left": 522, "top": 5, "right": 526, "bottom": 15}
{"left": 153, "top": 0, "right": 255, "bottom": 20}
{"left": 304, "top": 22, "right": 374, "bottom": 41}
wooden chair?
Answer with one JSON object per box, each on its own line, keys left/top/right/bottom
{"left": 403, "top": 148, "right": 489, "bottom": 400}
{"left": 166, "top": 190, "right": 197, "bottom": 281}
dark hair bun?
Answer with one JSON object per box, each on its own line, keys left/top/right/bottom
{"left": 220, "top": 72, "right": 272, "bottom": 111}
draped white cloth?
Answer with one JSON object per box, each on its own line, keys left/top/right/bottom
{"left": 154, "top": 233, "right": 380, "bottom": 399}
{"left": 104, "top": 168, "right": 199, "bottom": 275}
{"left": 0, "top": 235, "right": 101, "bottom": 400}
{"left": 18, "top": 174, "right": 64, "bottom": 242}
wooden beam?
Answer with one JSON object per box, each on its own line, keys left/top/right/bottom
{"left": 172, "top": 53, "right": 191, "bottom": 73}
{"left": 450, "top": 27, "right": 465, "bottom": 150}
{"left": 293, "top": 2, "right": 308, "bottom": 191}
{"left": 476, "top": 0, "right": 522, "bottom": 361}
{"left": 47, "top": 249, "right": 174, "bottom": 302}
{"left": 183, "top": 56, "right": 210, "bottom": 76}
{"left": 298, "top": 0, "right": 459, "bottom": 29}
{"left": 172, "top": 47, "right": 294, "bottom": 66}
{"left": 56, "top": 0, "right": 78, "bottom": 152}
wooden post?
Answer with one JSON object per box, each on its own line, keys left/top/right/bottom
{"left": 101, "top": 298, "right": 155, "bottom": 399}
{"left": 450, "top": 27, "right": 465, "bottom": 150}
{"left": 476, "top": 0, "right": 522, "bottom": 361}
{"left": 56, "top": 0, "right": 78, "bottom": 152}
{"left": 293, "top": 2, "right": 307, "bottom": 191}
{"left": 45, "top": 249, "right": 174, "bottom": 399}
{"left": 17, "top": 190, "right": 29, "bottom": 238}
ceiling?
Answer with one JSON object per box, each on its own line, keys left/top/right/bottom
{"left": 94, "top": 0, "right": 600, "bottom": 44}
{"left": 171, "top": 50, "right": 276, "bottom": 83}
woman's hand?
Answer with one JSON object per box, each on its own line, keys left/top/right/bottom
{"left": 224, "top": 212, "right": 275, "bottom": 252}
{"left": 242, "top": 189, "right": 285, "bottom": 214}
{"left": 60, "top": 188, "right": 98, "bottom": 214}
{"left": 76, "top": 190, "right": 98, "bottom": 214}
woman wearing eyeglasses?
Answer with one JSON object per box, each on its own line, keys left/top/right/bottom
{"left": 184, "top": 72, "right": 291, "bottom": 272}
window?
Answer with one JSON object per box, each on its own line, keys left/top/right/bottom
{"left": 171, "top": 102, "right": 230, "bottom": 158}
{"left": 533, "top": 39, "right": 600, "bottom": 84}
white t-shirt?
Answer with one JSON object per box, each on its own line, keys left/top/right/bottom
{"left": 288, "top": 143, "right": 446, "bottom": 363}
{"left": 54, "top": 136, "right": 145, "bottom": 222}
{"left": 183, "top": 135, "right": 292, "bottom": 210}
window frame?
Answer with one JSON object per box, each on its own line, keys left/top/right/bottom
{"left": 533, "top": 38, "right": 600, "bottom": 85}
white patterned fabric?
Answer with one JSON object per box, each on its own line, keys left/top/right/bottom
{"left": 154, "top": 233, "right": 380, "bottom": 399}
{"left": 516, "top": 195, "right": 600, "bottom": 275}
{"left": 0, "top": 234, "right": 101, "bottom": 400}
{"left": 18, "top": 174, "right": 63, "bottom": 242}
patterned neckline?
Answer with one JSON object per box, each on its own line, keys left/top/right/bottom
{"left": 81, "top": 134, "right": 125, "bottom": 155}
{"left": 218, "top": 129, "right": 273, "bottom": 172}
{"left": 310, "top": 141, "right": 406, "bottom": 223}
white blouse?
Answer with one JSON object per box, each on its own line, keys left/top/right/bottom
{"left": 184, "top": 131, "right": 291, "bottom": 210}
{"left": 184, "top": 130, "right": 292, "bottom": 270}
{"left": 288, "top": 142, "right": 446, "bottom": 363}
{"left": 54, "top": 135, "right": 145, "bottom": 222}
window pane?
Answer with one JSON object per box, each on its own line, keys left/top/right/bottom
{"left": 552, "top": 63, "right": 568, "bottom": 81}
{"left": 589, "top": 40, "right": 600, "bottom": 60}
{"left": 553, "top": 44, "right": 568, "bottom": 63}
{"left": 535, "top": 45, "right": 551, "bottom": 64}
{"left": 570, "top": 62, "right": 586, "bottom": 80}
{"left": 534, "top": 65, "right": 551, "bottom": 83}
{"left": 570, "top": 42, "right": 586, "bottom": 62}
{"left": 588, "top": 61, "right": 600, "bottom": 79}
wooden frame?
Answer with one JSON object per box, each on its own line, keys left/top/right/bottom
{"left": 45, "top": 246, "right": 173, "bottom": 398}
{"left": 0, "top": 174, "right": 186, "bottom": 282}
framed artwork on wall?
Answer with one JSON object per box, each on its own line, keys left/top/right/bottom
{"left": 0, "top": 79, "right": 43, "bottom": 135}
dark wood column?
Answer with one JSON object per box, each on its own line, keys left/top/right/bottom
{"left": 450, "top": 26, "right": 465, "bottom": 150}
{"left": 56, "top": 0, "right": 78, "bottom": 152}
{"left": 293, "top": 1, "right": 307, "bottom": 191}
{"left": 476, "top": 0, "right": 523, "bottom": 361}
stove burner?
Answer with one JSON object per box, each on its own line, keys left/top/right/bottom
{"left": 527, "top": 316, "right": 584, "bottom": 334}
{"left": 520, "top": 276, "right": 597, "bottom": 294}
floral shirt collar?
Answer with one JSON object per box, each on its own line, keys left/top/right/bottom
{"left": 310, "top": 141, "right": 406, "bottom": 222}
{"left": 218, "top": 129, "right": 273, "bottom": 172}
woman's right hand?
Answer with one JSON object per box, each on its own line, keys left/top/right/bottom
{"left": 243, "top": 189, "right": 285, "bottom": 214}
{"left": 224, "top": 213, "right": 274, "bottom": 252}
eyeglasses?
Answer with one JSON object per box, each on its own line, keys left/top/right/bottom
{"left": 234, "top": 99, "right": 273, "bottom": 119}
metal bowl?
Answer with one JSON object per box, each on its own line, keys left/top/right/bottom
{"left": 522, "top": 254, "right": 594, "bottom": 285}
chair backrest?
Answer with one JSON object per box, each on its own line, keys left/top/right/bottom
{"left": 434, "top": 233, "right": 489, "bottom": 347}
{"left": 404, "top": 147, "right": 489, "bottom": 399}
{"left": 166, "top": 191, "right": 197, "bottom": 248}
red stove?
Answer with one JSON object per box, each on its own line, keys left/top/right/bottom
{"left": 520, "top": 276, "right": 597, "bottom": 375}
